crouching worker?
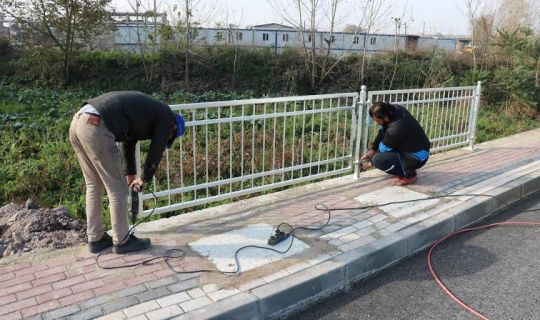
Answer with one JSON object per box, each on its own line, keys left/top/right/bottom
{"left": 360, "top": 101, "right": 430, "bottom": 186}
{"left": 69, "top": 91, "right": 185, "bottom": 254}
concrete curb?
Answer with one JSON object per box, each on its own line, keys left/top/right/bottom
{"left": 181, "top": 168, "right": 540, "bottom": 319}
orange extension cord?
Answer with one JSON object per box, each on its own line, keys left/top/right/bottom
{"left": 427, "top": 221, "right": 540, "bottom": 320}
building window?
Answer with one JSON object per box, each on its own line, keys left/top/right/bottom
{"left": 282, "top": 33, "right": 289, "bottom": 42}
{"left": 216, "top": 32, "right": 223, "bottom": 41}
{"left": 236, "top": 32, "right": 243, "bottom": 41}
{"left": 370, "top": 37, "right": 376, "bottom": 45}
{"left": 263, "top": 33, "right": 269, "bottom": 41}
{"left": 353, "top": 36, "right": 359, "bottom": 44}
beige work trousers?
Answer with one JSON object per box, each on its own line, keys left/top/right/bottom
{"left": 69, "top": 112, "right": 129, "bottom": 244}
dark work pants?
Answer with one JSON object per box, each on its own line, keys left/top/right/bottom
{"left": 372, "top": 152, "right": 427, "bottom": 178}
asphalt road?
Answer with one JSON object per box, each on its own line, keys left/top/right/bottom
{"left": 291, "top": 191, "right": 540, "bottom": 320}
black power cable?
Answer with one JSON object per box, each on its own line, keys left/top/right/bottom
{"left": 96, "top": 191, "right": 539, "bottom": 274}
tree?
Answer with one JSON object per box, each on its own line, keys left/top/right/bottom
{"left": 0, "top": 0, "right": 112, "bottom": 85}
{"left": 352, "top": 0, "right": 392, "bottom": 88}
{"left": 125, "top": 0, "right": 164, "bottom": 86}
{"left": 167, "top": 0, "right": 217, "bottom": 87}
{"left": 495, "top": 0, "right": 536, "bottom": 34}
{"left": 473, "top": 13, "right": 496, "bottom": 66}
{"left": 269, "top": 0, "right": 342, "bottom": 90}
{"left": 461, "top": 0, "right": 483, "bottom": 70}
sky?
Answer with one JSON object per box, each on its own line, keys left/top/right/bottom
{"left": 111, "top": 0, "right": 472, "bottom": 36}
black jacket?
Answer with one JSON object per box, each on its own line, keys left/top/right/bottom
{"left": 86, "top": 91, "right": 175, "bottom": 182}
{"left": 371, "top": 104, "right": 430, "bottom": 154}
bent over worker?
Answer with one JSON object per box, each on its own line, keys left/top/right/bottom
{"left": 69, "top": 91, "right": 185, "bottom": 254}
{"left": 361, "top": 101, "right": 430, "bottom": 186}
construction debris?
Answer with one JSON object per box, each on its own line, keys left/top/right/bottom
{"left": 0, "top": 202, "right": 86, "bottom": 258}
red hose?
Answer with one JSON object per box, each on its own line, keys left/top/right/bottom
{"left": 427, "top": 221, "right": 540, "bottom": 320}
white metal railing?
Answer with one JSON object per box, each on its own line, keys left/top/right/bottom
{"left": 139, "top": 93, "right": 359, "bottom": 215}
{"left": 137, "top": 83, "right": 481, "bottom": 216}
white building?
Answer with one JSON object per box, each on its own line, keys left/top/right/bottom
{"left": 112, "top": 21, "right": 470, "bottom": 55}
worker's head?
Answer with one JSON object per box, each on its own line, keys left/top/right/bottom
{"left": 166, "top": 113, "right": 186, "bottom": 149}
{"left": 369, "top": 102, "right": 394, "bottom": 125}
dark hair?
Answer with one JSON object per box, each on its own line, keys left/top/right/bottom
{"left": 369, "top": 101, "right": 395, "bottom": 119}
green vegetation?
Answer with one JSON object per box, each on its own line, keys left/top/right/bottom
{"left": 0, "top": 32, "right": 538, "bottom": 225}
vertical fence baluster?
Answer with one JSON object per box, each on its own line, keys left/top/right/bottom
{"left": 241, "top": 104, "right": 245, "bottom": 190}
{"left": 310, "top": 100, "right": 315, "bottom": 175}
{"left": 291, "top": 101, "right": 297, "bottom": 180}
{"left": 179, "top": 125, "right": 184, "bottom": 203}
{"left": 281, "top": 102, "right": 287, "bottom": 182}
{"left": 300, "top": 100, "right": 307, "bottom": 178}
{"left": 192, "top": 109, "right": 197, "bottom": 200}
{"left": 334, "top": 98, "right": 340, "bottom": 170}
{"left": 326, "top": 98, "right": 332, "bottom": 172}
{"left": 205, "top": 107, "right": 209, "bottom": 199}
{"left": 317, "top": 99, "right": 324, "bottom": 174}
{"left": 217, "top": 106, "right": 221, "bottom": 195}
{"left": 262, "top": 103, "right": 267, "bottom": 185}
{"left": 252, "top": 103, "right": 256, "bottom": 187}
{"left": 272, "top": 102, "right": 277, "bottom": 183}
{"left": 229, "top": 106, "right": 233, "bottom": 194}
{"left": 166, "top": 149, "right": 171, "bottom": 205}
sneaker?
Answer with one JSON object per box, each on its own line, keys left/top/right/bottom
{"left": 88, "top": 233, "right": 113, "bottom": 253}
{"left": 393, "top": 175, "right": 418, "bottom": 186}
{"left": 112, "top": 234, "right": 151, "bottom": 254}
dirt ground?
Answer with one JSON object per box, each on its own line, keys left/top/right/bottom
{"left": 0, "top": 203, "right": 87, "bottom": 258}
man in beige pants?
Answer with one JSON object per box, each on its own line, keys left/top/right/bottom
{"left": 69, "top": 91, "right": 185, "bottom": 254}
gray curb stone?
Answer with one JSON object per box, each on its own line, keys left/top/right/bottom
{"left": 172, "top": 293, "right": 259, "bottom": 320}
{"left": 251, "top": 260, "right": 346, "bottom": 319}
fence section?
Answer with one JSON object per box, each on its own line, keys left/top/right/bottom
{"left": 139, "top": 93, "right": 359, "bottom": 215}
{"left": 138, "top": 83, "right": 481, "bottom": 216}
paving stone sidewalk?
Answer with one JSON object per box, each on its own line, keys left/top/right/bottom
{"left": 1, "top": 129, "right": 539, "bottom": 320}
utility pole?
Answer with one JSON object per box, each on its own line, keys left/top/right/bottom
{"left": 392, "top": 17, "right": 401, "bottom": 52}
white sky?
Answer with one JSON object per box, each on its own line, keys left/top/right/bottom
{"left": 111, "top": 0, "right": 473, "bottom": 36}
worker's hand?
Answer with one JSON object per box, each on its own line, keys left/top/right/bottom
{"left": 360, "top": 160, "right": 373, "bottom": 170}
{"left": 129, "top": 178, "right": 145, "bottom": 192}
{"left": 360, "top": 150, "right": 375, "bottom": 170}
{"left": 361, "top": 150, "right": 375, "bottom": 161}
{"left": 126, "top": 175, "right": 137, "bottom": 185}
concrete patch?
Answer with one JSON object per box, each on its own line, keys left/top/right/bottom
{"left": 354, "top": 186, "right": 440, "bottom": 218}
{"left": 189, "top": 224, "right": 310, "bottom": 273}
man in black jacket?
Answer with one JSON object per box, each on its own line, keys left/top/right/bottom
{"left": 361, "top": 101, "right": 430, "bottom": 185}
{"left": 69, "top": 91, "right": 185, "bottom": 254}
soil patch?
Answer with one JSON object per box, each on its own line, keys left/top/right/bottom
{"left": 0, "top": 203, "right": 86, "bottom": 258}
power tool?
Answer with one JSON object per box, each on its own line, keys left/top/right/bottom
{"left": 128, "top": 186, "right": 142, "bottom": 225}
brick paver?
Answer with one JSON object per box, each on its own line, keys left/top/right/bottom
{"left": 0, "top": 129, "right": 539, "bottom": 319}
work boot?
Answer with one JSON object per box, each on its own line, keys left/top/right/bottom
{"left": 112, "top": 234, "right": 151, "bottom": 254}
{"left": 393, "top": 175, "right": 418, "bottom": 186}
{"left": 88, "top": 233, "right": 113, "bottom": 253}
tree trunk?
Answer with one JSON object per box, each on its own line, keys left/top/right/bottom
{"left": 535, "top": 56, "right": 540, "bottom": 88}
{"left": 185, "top": 0, "right": 190, "bottom": 87}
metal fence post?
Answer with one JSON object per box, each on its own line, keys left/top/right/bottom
{"left": 135, "top": 141, "right": 143, "bottom": 213}
{"left": 354, "top": 85, "right": 367, "bottom": 179}
{"left": 468, "top": 81, "right": 482, "bottom": 150}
